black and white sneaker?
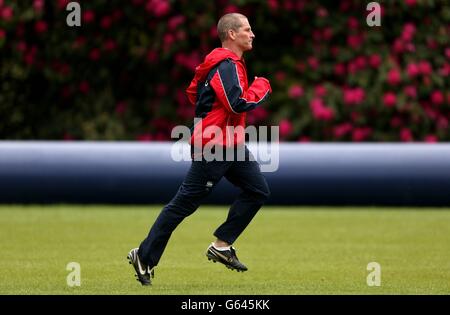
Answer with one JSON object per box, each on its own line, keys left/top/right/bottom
{"left": 127, "top": 248, "right": 154, "bottom": 286}
{"left": 206, "top": 243, "right": 248, "bottom": 272}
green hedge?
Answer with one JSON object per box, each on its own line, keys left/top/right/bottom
{"left": 0, "top": 0, "right": 448, "bottom": 141}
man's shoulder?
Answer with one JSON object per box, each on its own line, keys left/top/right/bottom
{"left": 216, "top": 58, "right": 245, "bottom": 73}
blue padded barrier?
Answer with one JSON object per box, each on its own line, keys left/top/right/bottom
{"left": 1, "top": 141, "right": 449, "bottom": 205}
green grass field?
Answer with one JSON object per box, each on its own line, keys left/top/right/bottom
{"left": 0, "top": 205, "right": 449, "bottom": 295}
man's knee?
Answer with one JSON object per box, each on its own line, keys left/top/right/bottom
{"left": 167, "top": 182, "right": 212, "bottom": 214}
{"left": 252, "top": 184, "right": 270, "bottom": 204}
{"left": 260, "top": 185, "right": 271, "bottom": 203}
{"left": 179, "top": 183, "right": 212, "bottom": 203}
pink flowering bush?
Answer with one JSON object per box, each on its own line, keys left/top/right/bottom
{"left": 0, "top": 0, "right": 448, "bottom": 141}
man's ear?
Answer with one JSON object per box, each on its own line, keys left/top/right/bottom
{"left": 228, "top": 29, "right": 236, "bottom": 40}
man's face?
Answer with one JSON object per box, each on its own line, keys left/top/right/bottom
{"left": 233, "top": 18, "right": 255, "bottom": 51}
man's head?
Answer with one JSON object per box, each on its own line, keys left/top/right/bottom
{"left": 217, "top": 13, "right": 255, "bottom": 55}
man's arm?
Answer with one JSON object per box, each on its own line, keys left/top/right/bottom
{"left": 210, "top": 59, "right": 272, "bottom": 114}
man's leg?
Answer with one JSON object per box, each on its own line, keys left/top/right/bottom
{"left": 138, "top": 159, "right": 229, "bottom": 268}
{"left": 214, "top": 147, "right": 270, "bottom": 245}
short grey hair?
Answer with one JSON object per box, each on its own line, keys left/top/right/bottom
{"left": 217, "top": 13, "right": 247, "bottom": 42}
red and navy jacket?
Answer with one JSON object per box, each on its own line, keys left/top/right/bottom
{"left": 186, "top": 48, "right": 272, "bottom": 148}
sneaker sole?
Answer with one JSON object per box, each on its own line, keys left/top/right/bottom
{"left": 127, "top": 252, "right": 152, "bottom": 286}
{"left": 206, "top": 252, "right": 247, "bottom": 272}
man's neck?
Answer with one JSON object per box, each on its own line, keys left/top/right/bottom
{"left": 222, "top": 45, "right": 243, "bottom": 59}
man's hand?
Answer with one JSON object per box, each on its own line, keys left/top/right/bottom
{"left": 252, "top": 76, "right": 272, "bottom": 93}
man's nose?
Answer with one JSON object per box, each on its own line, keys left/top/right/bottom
{"left": 250, "top": 32, "right": 255, "bottom": 39}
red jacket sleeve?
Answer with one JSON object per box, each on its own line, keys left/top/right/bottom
{"left": 209, "top": 59, "right": 271, "bottom": 113}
